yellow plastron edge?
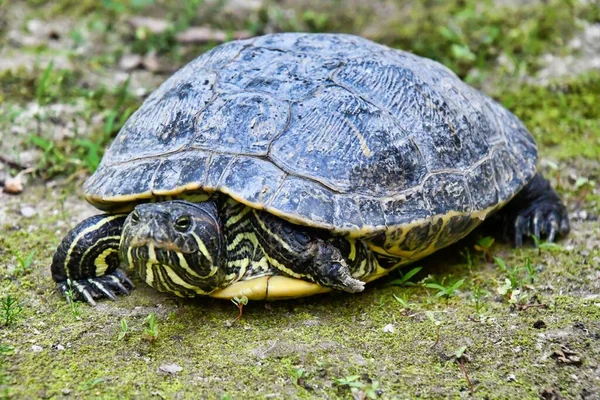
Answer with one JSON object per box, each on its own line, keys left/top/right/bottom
{"left": 209, "top": 276, "right": 331, "bottom": 300}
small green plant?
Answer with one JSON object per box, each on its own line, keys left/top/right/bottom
{"left": 425, "top": 311, "right": 444, "bottom": 348}
{"left": 471, "top": 285, "right": 488, "bottom": 320}
{"left": 29, "top": 135, "right": 71, "bottom": 178}
{"left": 143, "top": 313, "right": 159, "bottom": 342}
{"left": 36, "top": 61, "right": 55, "bottom": 104}
{"left": 392, "top": 293, "right": 412, "bottom": 310}
{"left": 493, "top": 256, "right": 523, "bottom": 289}
{"left": 531, "top": 235, "right": 563, "bottom": 254}
{"left": 335, "top": 375, "right": 380, "bottom": 399}
{"left": 474, "top": 236, "right": 495, "bottom": 262}
{"left": 118, "top": 319, "right": 129, "bottom": 340}
{"left": 451, "top": 346, "right": 474, "bottom": 396}
{"left": 389, "top": 266, "right": 422, "bottom": 287}
{"left": 289, "top": 367, "right": 306, "bottom": 385}
{"left": 231, "top": 295, "right": 249, "bottom": 323}
{"left": 497, "top": 278, "right": 515, "bottom": 297}
{"left": 424, "top": 277, "right": 465, "bottom": 298}
{"left": 1, "top": 295, "right": 23, "bottom": 326}
{"left": 523, "top": 258, "right": 537, "bottom": 283}
{"left": 65, "top": 281, "right": 81, "bottom": 318}
{"left": 13, "top": 250, "right": 35, "bottom": 276}
{"left": 81, "top": 377, "right": 104, "bottom": 391}
{"left": 74, "top": 139, "right": 102, "bottom": 172}
{"left": 574, "top": 176, "right": 595, "bottom": 199}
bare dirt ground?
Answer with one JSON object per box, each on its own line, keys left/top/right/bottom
{"left": 1, "top": 1, "right": 599, "bottom": 399}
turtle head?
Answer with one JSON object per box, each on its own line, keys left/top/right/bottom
{"left": 120, "top": 200, "right": 227, "bottom": 296}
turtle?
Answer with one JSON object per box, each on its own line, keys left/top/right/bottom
{"left": 50, "top": 33, "right": 570, "bottom": 305}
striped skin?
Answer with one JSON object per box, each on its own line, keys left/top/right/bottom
{"left": 120, "top": 201, "right": 228, "bottom": 297}
{"left": 50, "top": 214, "right": 134, "bottom": 305}
{"left": 51, "top": 214, "right": 127, "bottom": 282}
{"left": 120, "top": 198, "right": 393, "bottom": 298}
{"left": 51, "top": 197, "right": 399, "bottom": 303}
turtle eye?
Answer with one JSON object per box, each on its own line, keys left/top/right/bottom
{"left": 175, "top": 216, "right": 191, "bottom": 232}
{"left": 130, "top": 211, "right": 140, "bottom": 224}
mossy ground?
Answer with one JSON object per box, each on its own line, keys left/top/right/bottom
{"left": 1, "top": 1, "right": 599, "bottom": 399}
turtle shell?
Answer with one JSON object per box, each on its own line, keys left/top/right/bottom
{"left": 85, "top": 33, "right": 537, "bottom": 244}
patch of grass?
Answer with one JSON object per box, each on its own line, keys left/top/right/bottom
{"left": 13, "top": 250, "right": 35, "bottom": 276}
{"left": 1, "top": 295, "right": 23, "bottom": 327}
{"left": 4, "top": 67, "right": 139, "bottom": 179}
{"left": 257, "top": 3, "right": 374, "bottom": 36}
{"left": 500, "top": 73, "right": 600, "bottom": 160}
{"left": 80, "top": 377, "right": 104, "bottom": 392}
{"left": 376, "top": 0, "right": 590, "bottom": 81}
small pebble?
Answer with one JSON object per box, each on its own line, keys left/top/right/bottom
{"left": 383, "top": 323, "right": 395, "bottom": 333}
{"left": 20, "top": 206, "right": 36, "bottom": 218}
{"left": 119, "top": 54, "right": 143, "bottom": 71}
{"left": 31, "top": 345, "right": 43, "bottom": 353}
{"left": 4, "top": 175, "right": 24, "bottom": 194}
{"left": 159, "top": 363, "right": 183, "bottom": 375}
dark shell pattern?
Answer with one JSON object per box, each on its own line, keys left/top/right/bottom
{"left": 85, "top": 33, "right": 537, "bottom": 257}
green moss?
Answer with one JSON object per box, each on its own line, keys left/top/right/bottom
{"left": 2, "top": 207, "right": 598, "bottom": 398}
{"left": 499, "top": 73, "right": 600, "bottom": 160}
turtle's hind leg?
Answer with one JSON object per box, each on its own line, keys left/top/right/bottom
{"left": 498, "top": 173, "right": 570, "bottom": 247}
{"left": 51, "top": 214, "right": 134, "bottom": 305}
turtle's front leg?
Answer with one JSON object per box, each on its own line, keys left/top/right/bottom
{"left": 252, "top": 210, "right": 365, "bottom": 292}
{"left": 51, "top": 214, "right": 135, "bottom": 305}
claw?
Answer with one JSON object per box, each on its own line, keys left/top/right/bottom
{"left": 55, "top": 269, "right": 133, "bottom": 305}
{"left": 560, "top": 218, "right": 570, "bottom": 236}
{"left": 532, "top": 210, "right": 543, "bottom": 243}
{"left": 74, "top": 282, "right": 97, "bottom": 306}
{"left": 114, "top": 269, "right": 136, "bottom": 289}
{"left": 90, "top": 279, "right": 117, "bottom": 301}
{"left": 547, "top": 214, "right": 558, "bottom": 243}
{"left": 109, "top": 276, "right": 131, "bottom": 295}
{"left": 514, "top": 215, "right": 524, "bottom": 247}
